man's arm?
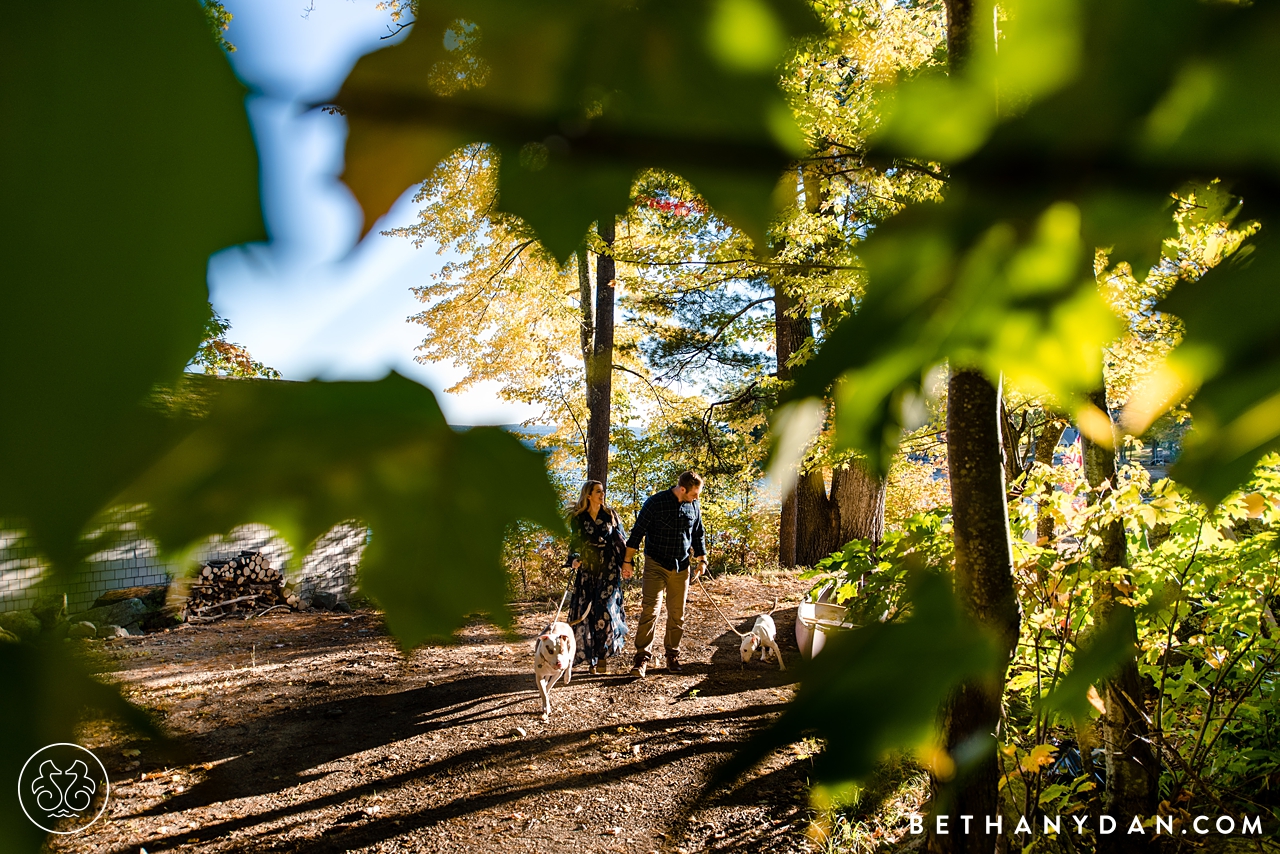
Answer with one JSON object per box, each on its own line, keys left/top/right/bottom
{"left": 690, "top": 503, "right": 707, "bottom": 578}
{"left": 691, "top": 503, "right": 706, "bottom": 558}
{"left": 626, "top": 497, "right": 651, "bottom": 552}
{"left": 623, "top": 497, "right": 653, "bottom": 580}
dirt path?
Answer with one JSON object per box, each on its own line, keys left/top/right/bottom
{"left": 56, "top": 572, "right": 819, "bottom": 854}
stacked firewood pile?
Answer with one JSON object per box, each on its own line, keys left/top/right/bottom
{"left": 184, "top": 551, "right": 286, "bottom": 622}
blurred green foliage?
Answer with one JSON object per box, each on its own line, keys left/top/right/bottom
{"left": 0, "top": 0, "right": 261, "bottom": 573}
{"left": 716, "top": 572, "right": 1003, "bottom": 786}
{"left": 0, "top": 1, "right": 562, "bottom": 847}
{"left": 788, "top": 0, "right": 1280, "bottom": 502}
{"left": 0, "top": 642, "right": 162, "bottom": 852}
{"left": 130, "top": 374, "right": 563, "bottom": 649}
{"left": 336, "top": 0, "right": 822, "bottom": 259}
{"left": 10, "top": 0, "right": 1280, "bottom": 844}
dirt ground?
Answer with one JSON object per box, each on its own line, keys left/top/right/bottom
{"left": 54, "top": 571, "right": 822, "bottom": 854}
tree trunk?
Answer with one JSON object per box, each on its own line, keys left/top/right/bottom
{"left": 1033, "top": 418, "right": 1067, "bottom": 544}
{"left": 585, "top": 220, "right": 615, "bottom": 486}
{"left": 795, "top": 466, "right": 837, "bottom": 566}
{"left": 944, "top": 0, "right": 975, "bottom": 70}
{"left": 775, "top": 280, "right": 812, "bottom": 567}
{"left": 928, "top": 4, "right": 1020, "bottom": 847}
{"left": 831, "top": 458, "right": 887, "bottom": 547}
{"left": 1080, "top": 389, "right": 1157, "bottom": 853}
{"left": 932, "top": 368, "right": 1021, "bottom": 854}
{"left": 999, "top": 397, "right": 1028, "bottom": 485}
{"left": 779, "top": 489, "right": 798, "bottom": 568}
{"left": 577, "top": 245, "right": 593, "bottom": 360}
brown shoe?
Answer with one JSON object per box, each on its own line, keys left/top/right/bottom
{"left": 665, "top": 649, "right": 683, "bottom": 673}
{"left": 596, "top": 659, "right": 609, "bottom": 675}
{"left": 629, "top": 653, "right": 648, "bottom": 678}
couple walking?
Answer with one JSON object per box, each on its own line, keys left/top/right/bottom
{"left": 567, "top": 471, "right": 706, "bottom": 678}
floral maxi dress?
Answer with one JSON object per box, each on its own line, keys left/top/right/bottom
{"left": 568, "top": 508, "right": 629, "bottom": 667}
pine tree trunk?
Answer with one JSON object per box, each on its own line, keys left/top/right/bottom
{"left": 585, "top": 220, "right": 615, "bottom": 486}
{"left": 775, "top": 281, "right": 812, "bottom": 567}
{"left": 831, "top": 458, "right": 886, "bottom": 547}
{"left": 932, "top": 368, "right": 1021, "bottom": 854}
{"left": 577, "top": 245, "right": 593, "bottom": 360}
{"left": 1080, "top": 390, "right": 1157, "bottom": 853}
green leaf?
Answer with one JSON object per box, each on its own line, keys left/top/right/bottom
{"left": 0, "top": 0, "right": 263, "bottom": 571}
{"left": 712, "top": 573, "right": 1002, "bottom": 788}
{"left": 790, "top": 199, "right": 1119, "bottom": 474}
{"left": 127, "top": 374, "right": 564, "bottom": 648}
{"left": 1163, "top": 230, "right": 1280, "bottom": 503}
{"left": 336, "top": 0, "right": 820, "bottom": 260}
{"left": 1038, "top": 783, "right": 1071, "bottom": 805}
{"left": 0, "top": 641, "right": 161, "bottom": 854}
{"left": 1040, "top": 614, "right": 1135, "bottom": 720}
{"left": 1141, "top": 3, "right": 1280, "bottom": 175}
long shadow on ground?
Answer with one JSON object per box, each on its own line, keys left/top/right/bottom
{"left": 117, "top": 698, "right": 783, "bottom": 853}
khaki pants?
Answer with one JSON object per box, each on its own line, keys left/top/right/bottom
{"left": 633, "top": 557, "right": 690, "bottom": 661}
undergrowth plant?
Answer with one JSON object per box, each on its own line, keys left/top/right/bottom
{"left": 804, "top": 454, "right": 1280, "bottom": 849}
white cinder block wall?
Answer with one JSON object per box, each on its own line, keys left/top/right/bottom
{"left": 0, "top": 512, "right": 367, "bottom": 615}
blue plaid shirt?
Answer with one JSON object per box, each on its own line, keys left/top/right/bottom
{"left": 626, "top": 489, "right": 705, "bottom": 571}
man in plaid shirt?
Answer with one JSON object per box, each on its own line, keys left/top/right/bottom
{"left": 622, "top": 470, "right": 707, "bottom": 677}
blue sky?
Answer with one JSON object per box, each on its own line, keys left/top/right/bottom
{"left": 207, "top": 0, "right": 539, "bottom": 425}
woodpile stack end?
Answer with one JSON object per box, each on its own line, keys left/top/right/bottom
{"left": 185, "top": 551, "right": 286, "bottom": 621}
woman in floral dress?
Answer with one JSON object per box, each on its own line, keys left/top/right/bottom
{"left": 567, "top": 481, "right": 628, "bottom": 674}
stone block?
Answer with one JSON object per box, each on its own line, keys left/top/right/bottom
{"left": 93, "top": 585, "right": 168, "bottom": 610}
{"left": 0, "top": 609, "right": 41, "bottom": 641}
{"left": 311, "top": 591, "right": 338, "bottom": 610}
{"left": 77, "top": 598, "right": 148, "bottom": 630}
{"left": 32, "top": 593, "right": 67, "bottom": 629}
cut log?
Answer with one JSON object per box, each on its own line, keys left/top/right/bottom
{"left": 181, "top": 551, "right": 286, "bottom": 621}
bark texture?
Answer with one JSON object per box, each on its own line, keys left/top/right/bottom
{"left": 796, "top": 467, "right": 836, "bottom": 566}
{"left": 944, "top": 0, "right": 975, "bottom": 69}
{"left": 999, "top": 397, "right": 1028, "bottom": 485}
{"left": 1080, "top": 390, "right": 1157, "bottom": 853}
{"left": 795, "top": 462, "right": 887, "bottom": 566}
{"left": 933, "top": 369, "right": 1021, "bottom": 854}
{"left": 785, "top": 161, "right": 888, "bottom": 566}
{"left": 585, "top": 220, "right": 615, "bottom": 486}
{"left": 774, "top": 281, "right": 810, "bottom": 567}
{"left": 930, "top": 8, "right": 1022, "bottom": 852}
{"left": 832, "top": 458, "right": 887, "bottom": 546}
{"left": 577, "top": 245, "right": 593, "bottom": 360}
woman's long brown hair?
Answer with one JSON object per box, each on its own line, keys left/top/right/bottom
{"left": 571, "top": 480, "right": 613, "bottom": 518}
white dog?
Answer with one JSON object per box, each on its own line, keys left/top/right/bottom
{"left": 533, "top": 621, "right": 576, "bottom": 721}
{"left": 698, "top": 577, "right": 787, "bottom": 672}
{"left": 739, "top": 611, "right": 785, "bottom": 670}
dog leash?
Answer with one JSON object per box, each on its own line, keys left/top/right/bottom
{"left": 694, "top": 571, "right": 750, "bottom": 639}
{"left": 551, "top": 566, "right": 578, "bottom": 625}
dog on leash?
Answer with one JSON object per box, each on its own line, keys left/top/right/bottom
{"left": 739, "top": 609, "right": 785, "bottom": 669}
{"left": 533, "top": 621, "right": 576, "bottom": 721}
{"left": 696, "top": 574, "right": 787, "bottom": 671}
